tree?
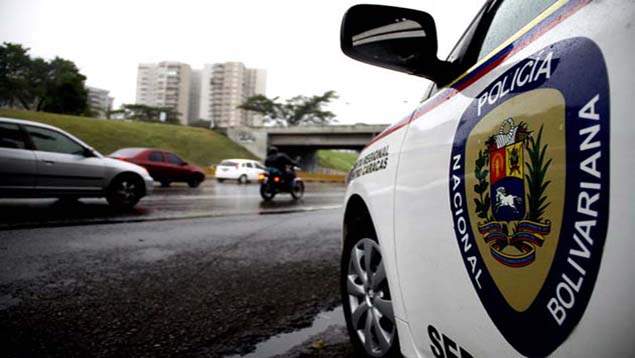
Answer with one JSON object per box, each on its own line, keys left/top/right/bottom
{"left": 0, "top": 42, "right": 88, "bottom": 115}
{"left": 39, "top": 57, "right": 88, "bottom": 115}
{"left": 0, "top": 43, "right": 34, "bottom": 109}
{"left": 239, "top": 90, "right": 338, "bottom": 126}
{"left": 113, "top": 104, "right": 181, "bottom": 124}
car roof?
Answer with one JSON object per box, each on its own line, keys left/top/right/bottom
{"left": 220, "top": 158, "right": 260, "bottom": 163}
{"left": 0, "top": 116, "right": 65, "bottom": 132}
{"left": 116, "top": 147, "right": 152, "bottom": 151}
{"left": 0, "top": 116, "right": 97, "bottom": 152}
{"left": 116, "top": 147, "right": 174, "bottom": 153}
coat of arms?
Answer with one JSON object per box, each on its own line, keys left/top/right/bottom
{"left": 473, "top": 117, "right": 552, "bottom": 267}
{"left": 449, "top": 38, "right": 610, "bottom": 357}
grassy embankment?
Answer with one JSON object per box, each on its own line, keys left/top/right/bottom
{"left": 0, "top": 109, "right": 256, "bottom": 167}
{"left": 317, "top": 150, "right": 358, "bottom": 173}
{"left": 0, "top": 109, "right": 359, "bottom": 172}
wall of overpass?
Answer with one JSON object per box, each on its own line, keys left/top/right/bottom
{"left": 226, "top": 125, "right": 388, "bottom": 171}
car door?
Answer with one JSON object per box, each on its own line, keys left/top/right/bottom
{"left": 245, "top": 162, "right": 257, "bottom": 180}
{"left": 165, "top": 152, "right": 186, "bottom": 181}
{"left": 144, "top": 150, "right": 166, "bottom": 181}
{"left": 25, "top": 125, "right": 105, "bottom": 194}
{"left": 393, "top": 0, "right": 621, "bottom": 356}
{"left": 0, "top": 122, "right": 37, "bottom": 195}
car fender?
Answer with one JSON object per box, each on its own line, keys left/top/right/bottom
{"left": 102, "top": 157, "right": 153, "bottom": 194}
{"left": 344, "top": 120, "right": 411, "bottom": 324}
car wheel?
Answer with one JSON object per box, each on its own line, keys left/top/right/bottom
{"left": 188, "top": 175, "right": 203, "bottom": 188}
{"left": 342, "top": 235, "right": 400, "bottom": 357}
{"left": 106, "top": 174, "right": 143, "bottom": 210}
{"left": 238, "top": 174, "right": 248, "bottom": 184}
{"left": 160, "top": 181, "right": 171, "bottom": 187}
{"left": 217, "top": 178, "right": 225, "bottom": 183}
{"left": 290, "top": 180, "right": 304, "bottom": 200}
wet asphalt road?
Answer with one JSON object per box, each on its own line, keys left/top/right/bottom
{"left": 0, "top": 181, "right": 355, "bottom": 357}
{"left": 0, "top": 180, "right": 346, "bottom": 229}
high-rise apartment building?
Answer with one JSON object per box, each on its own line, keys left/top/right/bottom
{"left": 188, "top": 69, "right": 202, "bottom": 123}
{"left": 136, "top": 61, "right": 265, "bottom": 127}
{"left": 198, "top": 64, "right": 215, "bottom": 125}
{"left": 86, "top": 86, "right": 113, "bottom": 119}
{"left": 197, "top": 62, "right": 266, "bottom": 128}
{"left": 135, "top": 62, "right": 191, "bottom": 125}
{"left": 244, "top": 68, "right": 267, "bottom": 127}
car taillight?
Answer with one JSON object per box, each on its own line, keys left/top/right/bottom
{"left": 258, "top": 173, "right": 266, "bottom": 181}
{"left": 273, "top": 176, "right": 280, "bottom": 183}
{"left": 235, "top": 163, "right": 239, "bottom": 169}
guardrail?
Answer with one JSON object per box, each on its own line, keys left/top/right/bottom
{"left": 297, "top": 172, "right": 346, "bottom": 183}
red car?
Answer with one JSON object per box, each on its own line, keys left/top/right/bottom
{"left": 110, "top": 148, "right": 205, "bottom": 188}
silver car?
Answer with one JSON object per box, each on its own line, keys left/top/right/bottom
{"left": 0, "top": 117, "right": 154, "bottom": 209}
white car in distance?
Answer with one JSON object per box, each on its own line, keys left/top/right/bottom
{"left": 214, "top": 159, "right": 265, "bottom": 184}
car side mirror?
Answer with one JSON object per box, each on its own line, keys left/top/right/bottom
{"left": 83, "top": 147, "right": 97, "bottom": 157}
{"left": 341, "top": 4, "right": 460, "bottom": 86}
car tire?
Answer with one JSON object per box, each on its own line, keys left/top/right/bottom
{"left": 160, "top": 181, "right": 171, "bottom": 187}
{"left": 238, "top": 174, "right": 248, "bottom": 184}
{"left": 188, "top": 175, "right": 204, "bottom": 188}
{"left": 290, "top": 180, "right": 304, "bottom": 200}
{"left": 217, "top": 178, "right": 225, "bottom": 183}
{"left": 106, "top": 174, "right": 143, "bottom": 210}
{"left": 341, "top": 232, "right": 400, "bottom": 357}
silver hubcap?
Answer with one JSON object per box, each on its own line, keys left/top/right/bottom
{"left": 115, "top": 180, "right": 136, "bottom": 202}
{"left": 347, "top": 238, "right": 395, "bottom": 356}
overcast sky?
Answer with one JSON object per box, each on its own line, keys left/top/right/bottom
{"left": 0, "top": 0, "right": 484, "bottom": 125}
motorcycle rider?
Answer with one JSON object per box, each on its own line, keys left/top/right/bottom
{"left": 264, "top": 146, "right": 298, "bottom": 189}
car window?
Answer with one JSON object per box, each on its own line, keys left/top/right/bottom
{"left": 26, "top": 125, "right": 85, "bottom": 155}
{"left": 246, "top": 162, "right": 253, "bottom": 168}
{"left": 477, "top": 0, "right": 557, "bottom": 61}
{"left": 148, "top": 151, "right": 163, "bottom": 162}
{"left": 255, "top": 163, "right": 265, "bottom": 170}
{"left": 220, "top": 160, "right": 237, "bottom": 166}
{"left": 424, "top": 2, "right": 489, "bottom": 100}
{"left": 166, "top": 153, "right": 183, "bottom": 165}
{"left": 0, "top": 123, "right": 27, "bottom": 149}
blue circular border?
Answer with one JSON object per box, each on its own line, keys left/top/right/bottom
{"left": 449, "top": 37, "right": 610, "bottom": 357}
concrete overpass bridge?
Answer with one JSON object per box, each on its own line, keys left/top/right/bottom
{"left": 226, "top": 124, "right": 388, "bottom": 171}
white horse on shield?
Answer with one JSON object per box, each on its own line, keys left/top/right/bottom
{"left": 494, "top": 186, "right": 523, "bottom": 214}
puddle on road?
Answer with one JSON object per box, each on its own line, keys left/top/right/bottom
{"left": 133, "top": 247, "right": 175, "bottom": 262}
{"left": 226, "top": 306, "right": 344, "bottom": 358}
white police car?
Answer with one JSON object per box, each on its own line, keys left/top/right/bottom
{"left": 339, "top": 1, "right": 634, "bottom": 357}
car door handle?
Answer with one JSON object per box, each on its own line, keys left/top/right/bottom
{"left": 42, "top": 160, "right": 55, "bottom": 165}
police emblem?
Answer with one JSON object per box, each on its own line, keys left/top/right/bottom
{"left": 475, "top": 117, "right": 553, "bottom": 269}
{"left": 449, "top": 38, "right": 609, "bottom": 356}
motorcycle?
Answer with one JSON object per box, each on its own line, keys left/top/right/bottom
{"left": 259, "top": 166, "right": 305, "bottom": 201}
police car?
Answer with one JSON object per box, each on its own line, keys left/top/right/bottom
{"left": 339, "top": 1, "right": 633, "bottom": 357}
